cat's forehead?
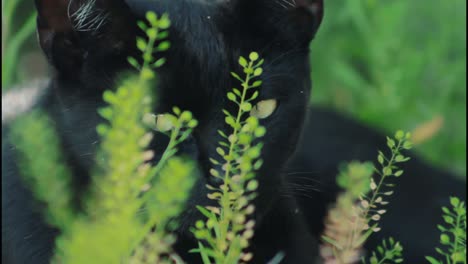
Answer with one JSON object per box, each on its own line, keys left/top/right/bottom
{"left": 121, "top": 1, "right": 229, "bottom": 57}
{"left": 35, "top": 0, "right": 323, "bottom": 94}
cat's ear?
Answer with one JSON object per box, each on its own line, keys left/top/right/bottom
{"left": 231, "top": 0, "right": 324, "bottom": 45}
{"left": 35, "top": 0, "right": 78, "bottom": 73}
{"left": 34, "top": 0, "right": 133, "bottom": 75}
{"left": 288, "top": 0, "right": 324, "bottom": 41}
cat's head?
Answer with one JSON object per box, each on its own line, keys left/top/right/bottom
{"left": 35, "top": 0, "right": 324, "bottom": 214}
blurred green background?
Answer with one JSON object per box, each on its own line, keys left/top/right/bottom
{"left": 2, "top": 0, "right": 466, "bottom": 178}
{"left": 311, "top": 1, "right": 466, "bottom": 178}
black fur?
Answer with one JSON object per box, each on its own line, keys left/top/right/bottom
{"left": 2, "top": 0, "right": 465, "bottom": 263}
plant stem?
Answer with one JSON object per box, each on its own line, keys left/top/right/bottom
{"left": 452, "top": 208, "right": 462, "bottom": 264}
{"left": 218, "top": 61, "right": 253, "bottom": 263}
{"left": 363, "top": 140, "right": 402, "bottom": 220}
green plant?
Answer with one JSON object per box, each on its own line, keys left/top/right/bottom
{"left": 321, "top": 131, "right": 412, "bottom": 263}
{"left": 2, "top": 0, "right": 37, "bottom": 88}
{"left": 321, "top": 161, "right": 374, "bottom": 263}
{"left": 11, "top": 12, "right": 198, "bottom": 263}
{"left": 426, "top": 197, "right": 467, "bottom": 264}
{"left": 192, "top": 52, "right": 266, "bottom": 264}
{"left": 129, "top": 157, "right": 197, "bottom": 264}
{"left": 363, "top": 237, "right": 404, "bottom": 264}
{"left": 55, "top": 12, "right": 198, "bottom": 263}
{"left": 361, "top": 131, "right": 413, "bottom": 232}
{"left": 10, "top": 111, "right": 75, "bottom": 230}
{"left": 6, "top": 2, "right": 465, "bottom": 263}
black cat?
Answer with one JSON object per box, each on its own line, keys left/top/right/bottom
{"left": 2, "top": 0, "right": 465, "bottom": 263}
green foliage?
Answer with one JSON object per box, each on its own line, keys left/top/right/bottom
{"left": 2, "top": 0, "right": 37, "bottom": 88}
{"left": 3, "top": 0, "right": 466, "bottom": 178}
{"left": 11, "top": 12, "right": 197, "bottom": 264}
{"left": 336, "top": 161, "right": 373, "bottom": 197}
{"left": 312, "top": 0, "right": 466, "bottom": 176}
{"left": 321, "top": 162, "right": 374, "bottom": 263}
{"left": 5, "top": 3, "right": 466, "bottom": 263}
{"left": 9, "top": 111, "right": 75, "bottom": 230}
{"left": 54, "top": 12, "right": 198, "bottom": 264}
{"left": 361, "top": 131, "right": 413, "bottom": 232}
{"left": 363, "top": 237, "right": 404, "bottom": 264}
{"left": 426, "top": 197, "right": 467, "bottom": 264}
{"left": 192, "top": 52, "right": 265, "bottom": 263}
{"left": 321, "top": 131, "right": 412, "bottom": 263}
{"left": 128, "top": 12, "right": 171, "bottom": 73}
{"left": 130, "top": 157, "right": 196, "bottom": 264}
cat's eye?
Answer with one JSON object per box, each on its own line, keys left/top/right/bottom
{"left": 250, "top": 99, "right": 278, "bottom": 119}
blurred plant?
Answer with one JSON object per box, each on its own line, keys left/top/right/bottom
{"left": 321, "top": 161, "right": 374, "bottom": 263}
{"left": 55, "top": 12, "right": 198, "bottom": 264}
{"left": 192, "top": 52, "right": 266, "bottom": 263}
{"left": 321, "top": 131, "right": 412, "bottom": 263}
{"left": 426, "top": 197, "right": 467, "bottom": 264}
{"left": 9, "top": 110, "right": 75, "bottom": 230}
{"left": 129, "top": 157, "right": 197, "bottom": 264}
{"left": 11, "top": 12, "right": 198, "bottom": 263}
{"left": 2, "top": 0, "right": 37, "bottom": 88}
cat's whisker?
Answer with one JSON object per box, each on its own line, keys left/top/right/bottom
{"left": 277, "top": 0, "right": 294, "bottom": 9}
{"left": 263, "top": 49, "right": 304, "bottom": 68}
{"left": 284, "top": 171, "right": 322, "bottom": 176}
{"left": 282, "top": 172, "right": 326, "bottom": 180}
{"left": 78, "top": 153, "right": 94, "bottom": 157}
{"left": 69, "top": 0, "right": 109, "bottom": 32}
{"left": 285, "top": 183, "right": 323, "bottom": 192}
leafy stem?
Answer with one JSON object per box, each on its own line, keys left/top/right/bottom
{"left": 218, "top": 60, "right": 254, "bottom": 249}
{"left": 192, "top": 52, "right": 264, "bottom": 264}
{"left": 363, "top": 139, "right": 401, "bottom": 220}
